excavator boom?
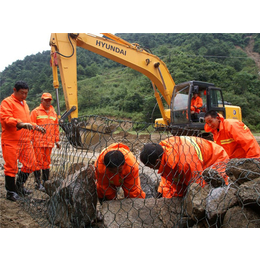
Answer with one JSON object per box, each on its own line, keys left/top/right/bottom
{"left": 49, "top": 33, "right": 242, "bottom": 149}
{"left": 50, "top": 33, "right": 175, "bottom": 123}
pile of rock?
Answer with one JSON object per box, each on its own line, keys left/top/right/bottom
{"left": 184, "top": 158, "right": 260, "bottom": 228}
{"left": 101, "top": 158, "right": 260, "bottom": 228}
{"left": 42, "top": 158, "right": 260, "bottom": 228}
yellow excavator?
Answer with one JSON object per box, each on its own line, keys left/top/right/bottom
{"left": 49, "top": 33, "right": 242, "bottom": 148}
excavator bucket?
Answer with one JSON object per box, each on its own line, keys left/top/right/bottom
{"left": 59, "top": 116, "right": 118, "bottom": 151}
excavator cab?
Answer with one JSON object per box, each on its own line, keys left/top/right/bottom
{"left": 170, "top": 81, "right": 226, "bottom": 130}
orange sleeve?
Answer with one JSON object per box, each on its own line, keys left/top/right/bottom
{"left": 122, "top": 163, "right": 146, "bottom": 199}
{"left": 194, "top": 137, "right": 229, "bottom": 185}
{"left": 181, "top": 158, "right": 206, "bottom": 187}
{"left": 190, "top": 98, "right": 195, "bottom": 111}
{"left": 54, "top": 113, "right": 60, "bottom": 143}
{"left": 0, "top": 99, "right": 22, "bottom": 127}
{"left": 94, "top": 156, "right": 116, "bottom": 200}
{"left": 30, "top": 109, "right": 37, "bottom": 123}
{"left": 227, "top": 121, "right": 260, "bottom": 158}
{"left": 197, "top": 97, "right": 203, "bottom": 108}
{"left": 55, "top": 124, "right": 60, "bottom": 143}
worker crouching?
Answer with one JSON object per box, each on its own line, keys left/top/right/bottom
{"left": 95, "top": 143, "right": 146, "bottom": 203}
{"left": 140, "top": 136, "right": 230, "bottom": 198}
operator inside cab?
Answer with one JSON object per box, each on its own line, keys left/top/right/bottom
{"left": 191, "top": 86, "right": 203, "bottom": 122}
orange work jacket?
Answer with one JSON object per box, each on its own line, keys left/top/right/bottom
{"left": 158, "top": 136, "right": 229, "bottom": 198}
{"left": 30, "top": 104, "right": 59, "bottom": 147}
{"left": 0, "top": 94, "right": 34, "bottom": 144}
{"left": 191, "top": 96, "right": 203, "bottom": 113}
{"left": 204, "top": 116, "right": 260, "bottom": 159}
{"left": 95, "top": 143, "right": 146, "bottom": 200}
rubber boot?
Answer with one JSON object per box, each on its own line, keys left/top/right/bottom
{"left": 16, "top": 171, "right": 32, "bottom": 196}
{"left": 42, "top": 169, "right": 50, "bottom": 186}
{"left": 33, "top": 170, "right": 45, "bottom": 192}
{"left": 5, "top": 175, "right": 21, "bottom": 202}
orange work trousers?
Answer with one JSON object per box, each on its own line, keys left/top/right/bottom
{"left": 2, "top": 141, "right": 39, "bottom": 177}
{"left": 33, "top": 147, "right": 52, "bottom": 169}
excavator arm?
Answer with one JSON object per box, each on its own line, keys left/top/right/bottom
{"left": 49, "top": 33, "right": 175, "bottom": 125}
{"left": 49, "top": 33, "right": 243, "bottom": 148}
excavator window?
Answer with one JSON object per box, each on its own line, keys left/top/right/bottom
{"left": 210, "top": 89, "right": 224, "bottom": 108}
{"left": 200, "top": 90, "right": 207, "bottom": 111}
{"left": 171, "top": 85, "right": 189, "bottom": 124}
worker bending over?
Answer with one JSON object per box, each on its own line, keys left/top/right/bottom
{"left": 30, "top": 93, "right": 60, "bottom": 191}
{"left": 0, "top": 81, "right": 45, "bottom": 201}
{"left": 140, "top": 136, "right": 229, "bottom": 198}
{"left": 95, "top": 143, "right": 146, "bottom": 202}
{"left": 204, "top": 110, "right": 260, "bottom": 159}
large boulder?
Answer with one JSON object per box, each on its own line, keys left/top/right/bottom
{"left": 226, "top": 158, "right": 260, "bottom": 184}
{"left": 183, "top": 183, "right": 210, "bottom": 221}
{"left": 101, "top": 197, "right": 183, "bottom": 228}
{"left": 139, "top": 168, "right": 160, "bottom": 198}
{"left": 45, "top": 179, "right": 63, "bottom": 197}
{"left": 47, "top": 164, "right": 97, "bottom": 227}
{"left": 222, "top": 206, "right": 260, "bottom": 228}
{"left": 67, "top": 162, "right": 86, "bottom": 176}
{"left": 205, "top": 186, "right": 238, "bottom": 223}
{"left": 237, "top": 177, "right": 260, "bottom": 213}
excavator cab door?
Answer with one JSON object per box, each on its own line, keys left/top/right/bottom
{"left": 207, "top": 86, "right": 226, "bottom": 118}
{"left": 170, "top": 83, "right": 190, "bottom": 125}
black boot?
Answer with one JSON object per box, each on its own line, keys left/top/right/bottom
{"left": 5, "top": 175, "right": 21, "bottom": 202}
{"left": 34, "top": 170, "right": 45, "bottom": 192}
{"left": 42, "top": 169, "right": 50, "bottom": 186}
{"left": 16, "top": 171, "right": 32, "bottom": 196}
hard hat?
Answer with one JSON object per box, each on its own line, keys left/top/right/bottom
{"left": 41, "top": 93, "right": 53, "bottom": 100}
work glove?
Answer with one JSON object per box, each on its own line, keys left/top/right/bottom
{"left": 34, "top": 125, "right": 46, "bottom": 134}
{"left": 16, "top": 122, "right": 33, "bottom": 130}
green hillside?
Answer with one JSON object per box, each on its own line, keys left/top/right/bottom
{"left": 1, "top": 33, "right": 260, "bottom": 131}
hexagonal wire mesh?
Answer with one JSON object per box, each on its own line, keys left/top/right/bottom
{"left": 15, "top": 115, "right": 260, "bottom": 228}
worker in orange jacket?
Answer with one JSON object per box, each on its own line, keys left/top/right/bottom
{"left": 191, "top": 93, "right": 203, "bottom": 114}
{"left": 190, "top": 88, "right": 203, "bottom": 122}
{"left": 204, "top": 110, "right": 260, "bottom": 159}
{"left": 30, "top": 93, "right": 60, "bottom": 191}
{"left": 95, "top": 143, "right": 146, "bottom": 202}
{"left": 0, "top": 81, "right": 45, "bottom": 201}
{"left": 140, "top": 136, "right": 229, "bottom": 198}
{"left": 191, "top": 87, "right": 203, "bottom": 109}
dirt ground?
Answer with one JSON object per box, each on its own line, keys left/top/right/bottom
{"left": 0, "top": 175, "right": 40, "bottom": 228}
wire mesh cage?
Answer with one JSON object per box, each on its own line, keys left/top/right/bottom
{"left": 6, "top": 115, "right": 260, "bottom": 228}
